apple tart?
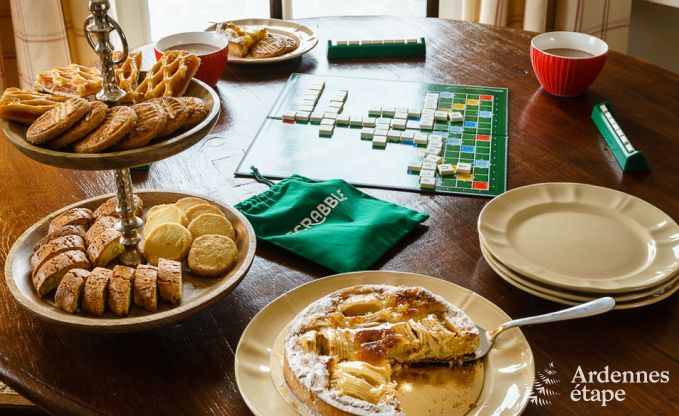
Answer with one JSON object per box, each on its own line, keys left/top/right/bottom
{"left": 284, "top": 285, "right": 480, "bottom": 416}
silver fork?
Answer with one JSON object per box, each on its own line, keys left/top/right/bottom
{"left": 471, "top": 297, "right": 616, "bottom": 361}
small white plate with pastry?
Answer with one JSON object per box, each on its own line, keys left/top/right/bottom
{"left": 207, "top": 18, "right": 318, "bottom": 64}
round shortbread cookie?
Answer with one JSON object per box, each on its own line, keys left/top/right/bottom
{"left": 143, "top": 204, "right": 188, "bottom": 238}
{"left": 174, "top": 197, "right": 209, "bottom": 213}
{"left": 178, "top": 97, "right": 210, "bottom": 129}
{"left": 72, "top": 106, "right": 137, "bottom": 153}
{"left": 187, "top": 213, "right": 235, "bottom": 241}
{"left": 26, "top": 97, "right": 91, "bottom": 144}
{"left": 187, "top": 234, "right": 237, "bottom": 277}
{"left": 151, "top": 97, "right": 188, "bottom": 137}
{"left": 143, "top": 222, "right": 193, "bottom": 266}
{"left": 49, "top": 101, "right": 108, "bottom": 149}
{"left": 185, "top": 203, "right": 225, "bottom": 223}
{"left": 115, "top": 100, "right": 167, "bottom": 150}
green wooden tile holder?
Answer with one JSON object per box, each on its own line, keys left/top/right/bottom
{"left": 327, "top": 38, "right": 426, "bottom": 59}
{"left": 591, "top": 102, "right": 649, "bottom": 172}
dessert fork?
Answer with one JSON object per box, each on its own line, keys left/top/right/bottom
{"left": 471, "top": 297, "right": 615, "bottom": 361}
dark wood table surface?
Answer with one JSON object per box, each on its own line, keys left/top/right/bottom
{"left": 0, "top": 16, "right": 677, "bottom": 416}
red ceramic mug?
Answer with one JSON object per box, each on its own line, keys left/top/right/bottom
{"left": 531, "top": 31, "right": 608, "bottom": 97}
{"left": 155, "top": 32, "right": 228, "bottom": 87}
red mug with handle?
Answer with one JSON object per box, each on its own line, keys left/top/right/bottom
{"left": 155, "top": 31, "right": 229, "bottom": 87}
{"left": 531, "top": 31, "right": 608, "bottom": 97}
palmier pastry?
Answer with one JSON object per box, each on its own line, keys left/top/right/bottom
{"left": 34, "top": 64, "right": 102, "bottom": 97}
{"left": 133, "top": 50, "right": 200, "bottom": 102}
{"left": 152, "top": 97, "right": 188, "bottom": 137}
{"left": 284, "top": 285, "right": 480, "bottom": 415}
{"left": 26, "top": 97, "right": 91, "bottom": 145}
{"left": 49, "top": 101, "right": 108, "bottom": 149}
{"left": 178, "top": 96, "right": 209, "bottom": 128}
{"left": 73, "top": 105, "right": 137, "bottom": 153}
{"left": 0, "top": 88, "right": 70, "bottom": 124}
{"left": 115, "top": 100, "right": 167, "bottom": 150}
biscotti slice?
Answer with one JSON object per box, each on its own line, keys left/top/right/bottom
{"left": 92, "top": 195, "right": 144, "bottom": 220}
{"left": 157, "top": 258, "right": 182, "bottom": 305}
{"left": 32, "top": 250, "right": 91, "bottom": 297}
{"left": 134, "top": 265, "right": 158, "bottom": 312}
{"left": 108, "top": 265, "right": 135, "bottom": 316}
{"left": 82, "top": 267, "right": 112, "bottom": 316}
{"left": 85, "top": 215, "right": 118, "bottom": 246}
{"left": 30, "top": 235, "right": 85, "bottom": 275}
{"left": 54, "top": 269, "right": 89, "bottom": 314}
{"left": 48, "top": 208, "right": 93, "bottom": 234}
{"left": 34, "top": 224, "right": 87, "bottom": 252}
{"left": 86, "top": 227, "right": 124, "bottom": 267}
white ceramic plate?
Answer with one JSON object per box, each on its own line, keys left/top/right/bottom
{"left": 207, "top": 18, "right": 318, "bottom": 64}
{"left": 481, "top": 241, "right": 679, "bottom": 309}
{"left": 234, "top": 271, "right": 534, "bottom": 416}
{"left": 478, "top": 183, "right": 679, "bottom": 293}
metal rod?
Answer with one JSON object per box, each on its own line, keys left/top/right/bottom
{"left": 113, "top": 168, "right": 145, "bottom": 266}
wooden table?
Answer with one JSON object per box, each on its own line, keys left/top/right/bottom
{"left": 1, "top": 16, "right": 677, "bottom": 416}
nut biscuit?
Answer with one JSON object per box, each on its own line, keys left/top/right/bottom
{"left": 73, "top": 106, "right": 137, "bottom": 153}
{"left": 157, "top": 258, "right": 182, "bottom": 305}
{"left": 143, "top": 222, "right": 193, "bottom": 266}
{"left": 26, "top": 97, "right": 91, "bottom": 144}
{"left": 187, "top": 213, "right": 235, "bottom": 241}
{"left": 185, "top": 203, "right": 225, "bottom": 223}
{"left": 108, "top": 265, "right": 135, "bottom": 316}
{"left": 133, "top": 266, "right": 158, "bottom": 312}
{"left": 143, "top": 204, "right": 188, "bottom": 238}
{"left": 85, "top": 215, "right": 118, "bottom": 246}
{"left": 34, "top": 224, "right": 87, "bottom": 252}
{"left": 188, "top": 234, "right": 237, "bottom": 277}
{"left": 152, "top": 97, "right": 188, "bottom": 137}
{"left": 178, "top": 97, "right": 209, "bottom": 129}
{"left": 49, "top": 101, "right": 108, "bottom": 149}
{"left": 115, "top": 101, "right": 167, "bottom": 150}
{"left": 82, "top": 267, "right": 112, "bottom": 316}
{"left": 283, "top": 37, "right": 297, "bottom": 53}
{"left": 93, "top": 194, "right": 144, "bottom": 220}
{"left": 33, "top": 250, "right": 91, "bottom": 296}
{"left": 174, "top": 197, "right": 209, "bottom": 213}
{"left": 30, "top": 235, "right": 86, "bottom": 274}
{"left": 0, "top": 87, "right": 70, "bottom": 124}
{"left": 48, "top": 208, "right": 93, "bottom": 234}
{"left": 86, "top": 227, "right": 124, "bottom": 267}
{"left": 54, "top": 269, "right": 90, "bottom": 314}
{"left": 251, "top": 36, "right": 287, "bottom": 58}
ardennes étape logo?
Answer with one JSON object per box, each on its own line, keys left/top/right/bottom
{"left": 287, "top": 189, "right": 348, "bottom": 234}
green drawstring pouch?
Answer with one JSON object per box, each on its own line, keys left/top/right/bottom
{"left": 235, "top": 170, "right": 429, "bottom": 273}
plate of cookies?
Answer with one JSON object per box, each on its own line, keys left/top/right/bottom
{"left": 4, "top": 190, "right": 256, "bottom": 332}
{"left": 0, "top": 50, "right": 220, "bottom": 170}
{"left": 210, "top": 19, "right": 318, "bottom": 64}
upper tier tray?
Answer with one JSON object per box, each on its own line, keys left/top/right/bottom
{"left": 2, "top": 77, "right": 220, "bottom": 171}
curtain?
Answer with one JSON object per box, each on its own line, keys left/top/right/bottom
{"left": 440, "top": 0, "right": 632, "bottom": 53}
{"left": 0, "top": 0, "right": 97, "bottom": 91}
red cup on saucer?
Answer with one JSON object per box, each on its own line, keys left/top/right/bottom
{"left": 530, "top": 31, "right": 608, "bottom": 97}
{"left": 155, "top": 32, "right": 228, "bottom": 87}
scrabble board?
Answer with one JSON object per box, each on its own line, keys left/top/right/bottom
{"left": 236, "top": 74, "right": 508, "bottom": 197}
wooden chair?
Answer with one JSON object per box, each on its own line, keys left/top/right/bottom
{"left": 269, "top": 0, "right": 439, "bottom": 19}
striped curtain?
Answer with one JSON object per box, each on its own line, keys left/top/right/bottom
{"left": 440, "top": 0, "right": 632, "bottom": 53}
{"left": 0, "top": 0, "right": 97, "bottom": 91}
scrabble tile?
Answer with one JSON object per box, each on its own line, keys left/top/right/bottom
{"left": 419, "top": 176, "right": 436, "bottom": 190}
{"left": 360, "top": 127, "right": 375, "bottom": 139}
{"left": 368, "top": 106, "right": 382, "bottom": 117}
{"left": 306, "top": 88, "right": 321, "bottom": 97}
{"left": 391, "top": 119, "right": 407, "bottom": 130}
{"left": 310, "top": 81, "right": 325, "bottom": 90}
{"left": 406, "top": 120, "right": 420, "bottom": 129}
{"left": 438, "top": 163, "right": 455, "bottom": 176}
{"left": 299, "top": 105, "right": 315, "bottom": 113}
{"left": 420, "top": 169, "right": 435, "bottom": 178}
{"left": 350, "top": 116, "right": 363, "bottom": 127}
{"left": 310, "top": 112, "right": 324, "bottom": 123}
{"left": 456, "top": 162, "right": 472, "bottom": 174}
{"left": 303, "top": 94, "right": 319, "bottom": 103}
{"left": 336, "top": 114, "right": 350, "bottom": 126}
{"left": 413, "top": 132, "right": 429, "bottom": 145}
{"left": 407, "top": 161, "right": 422, "bottom": 172}
{"left": 348, "top": 40, "right": 360, "bottom": 45}
{"left": 302, "top": 99, "right": 317, "bottom": 107}
{"left": 406, "top": 38, "right": 419, "bottom": 44}
{"left": 434, "top": 111, "right": 448, "bottom": 121}
{"left": 329, "top": 101, "right": 344, "bottom": 112}
{"left": 372, "top": 135, "right": 387, "bottom": 148}
{"left": 400, "top": 130, "right": 416, "bottom": 142}
{"left": 424, "top": 154, "right": 442, "bottom": 164}
{"left": 324, "top": 112, "right": 338, "bottom": 120}
{"left": 426, "top": 146, "right": 442, "bottom": 156}
{"left": 319, "top": 124, "right": 334, "bottom": 137}
{"left": 382, "top": 106, "right": 395, "bottom": 117}
{"left": 336, "top": 40, "right": 348, "bottom": 46}
{"left": 374, "top": 128, "right": 389, "bottom": 137}
{"left": 428, "top": 134, "right": 444, "bottom": 143}
{"left": 419, "top": 120, "right": 434, "bottom": 130}
{"left": 396, "top": 106, "right": 408, "bottom": 114}
{"left": 296, "top": 111, "right": 310, "bottom": 122}
{"left": 394, "top": 112, "right": 408, "bottom": 120}
{"left": 449, "top": 112, "right": 464, "bottom": 122}
{"left": 600, "top": 104, "right": 608, "bottom": 113}
{"left": 282, "top": 111, "right": 296, "bottom": 120}
{"left": 407, "top": 108, "right": 420, "bottom": 118}
{"left": 321, "top": 118, "right": 335, "bottom": 126}
{"left": 387, "top": 129, "right": 401, "bottom": 141}
{"left": 422, "top": 162, "right": 437, "bottom": 171}
{"left": 421, "top": 109, "right": 435, "bottom": 117}
{"left": 362, "top": 117, "right": 376, "bottom": 127}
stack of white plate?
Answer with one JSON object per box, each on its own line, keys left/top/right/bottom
{"left": 478, "top": 183, "right": 679, "bottom": 309}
